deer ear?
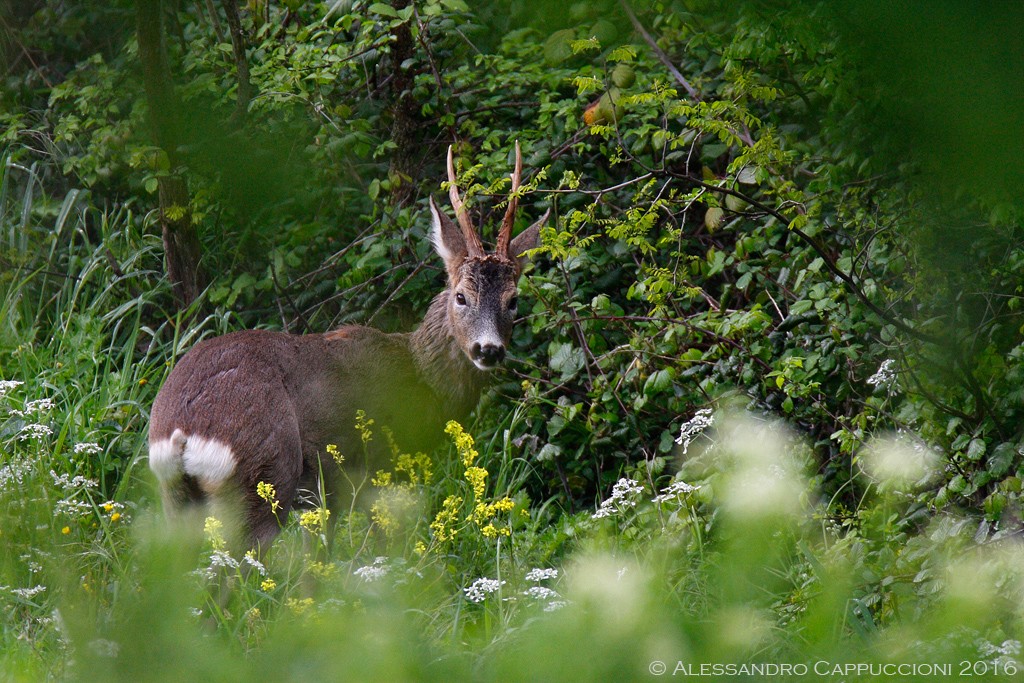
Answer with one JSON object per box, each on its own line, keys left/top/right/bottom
{"left": 429, "top": 196, "right": 468, "bottom": 277}
{"left": 508, "top": 208, "right": 549, "bottom": 272}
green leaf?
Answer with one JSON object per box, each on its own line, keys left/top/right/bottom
{"left": 368, "top": 2, "right": 398, "bottom": 17}
{"left": 643, "top": 368, "right": 674, "bottom": 396}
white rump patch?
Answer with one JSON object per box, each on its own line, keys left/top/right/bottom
{"left": 182, "top": 434, "right": 237, "bottom": 490}
{"left": 149, "top": 429, "right": 236, "bottom": 490}
{"left": 149, "top": 429, "right": 186, "bottom": 482}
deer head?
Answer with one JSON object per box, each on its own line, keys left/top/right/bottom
{"left": 427, "top": 142, "right": 550, "bottom": 370}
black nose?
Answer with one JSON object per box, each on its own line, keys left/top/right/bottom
{"left": 472, "top": 342, "right": 506, "bottom": 367}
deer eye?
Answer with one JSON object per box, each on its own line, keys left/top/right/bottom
{"left": 507, "top": 296, "right": 519, "bottom": 311}
{"left": 455, "top": 292, "right": 468, "bottom": 306}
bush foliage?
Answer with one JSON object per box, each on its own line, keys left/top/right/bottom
{"left": 2, "top": 0, "right": 1024, "bottom": 679}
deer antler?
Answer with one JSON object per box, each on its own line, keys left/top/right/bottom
{"left": 446, "top": 145, "right": 484, "bottom": 257}
{"left": 496, "top": 140, "right": 522, "bottom": 257}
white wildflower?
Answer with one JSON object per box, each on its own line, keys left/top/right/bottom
{"left": 525, "top": 567, "right": 559, "bottom": 582}
{"left": 24, "top": 398, "right": 53, "bottom": 414}
{"left": 652, "top": 480, "right": 700, "bottom": 504}
{"left": 977, "top": 638, "right": 1022, "bottom": 658}
{"left": 464, "top": 577, "right": 505, "bottom": 603}
{"left": 544, "top": 600, "right": 569, "bottom": 612}
{"left": 73, "top": 442, "right": 102, "bottom": 456}
{"left": 523, "top": 586, "right": 560, "bottom": 600}
{"left": 0, "top": 380, "right": 23, "bottom": 400}
{"left": 867, "top": 359, "right": 897, "bottom": 390}
{"left": 354, "top": 556, "right": 389, "bottom": 582}
{"left": 675, "top": 408, "right": 714, "bottom": 454}
{"left": 54, "top": 499, "right": 92, "bottom": 517}
{"left": 19, "top": 423, "right": 53, "bottom": 441}
{"left": 9, "top": 585, "right": 46, "bottom": 600}
{"left": 50, "top": 471, "right": 99, "bottom": 492}
{"left": 353, "top": 565, "right": 387, "bottom": 582}
{"left": 354, "top": 565, "right": 389, "bottom": 582}
{"left": 209, "top": 550, "right": 239, "bottom": 571}
{"left": 591, "top": 478, "right": 644, "bottom": 520}
{"left": 242, "top": 552, "right": 267, "bottom": 577}
{"left": 0, "top": 459, "right": 33, "bottom": 489}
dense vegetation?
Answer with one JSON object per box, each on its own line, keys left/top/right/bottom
{"left": 2, "top": 1, "right": 1023, "bottom": 679}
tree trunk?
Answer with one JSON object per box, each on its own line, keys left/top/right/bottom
{"left": 387, "top": 0, "right": 418, "bottom": 207}
{"left": 136, "top": 0, "right": 206, "bottom": 309}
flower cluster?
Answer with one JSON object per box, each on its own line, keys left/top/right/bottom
{"left": 299, "top": 507, "right": 330, "bottom": 534}
{"left": 652, "top": 480, "right": 700, "bottom": 504}
{"left": 354, "top": 409, "right": 374, "bottom": 444}
{"left": 256, "top": 481, "right": 280, "bottom": 514}
{"left": 0, "top": 380, "right": 23, "bottom": 399}
{"left": 429, "top": 423, "right": 518, "bottom": 543}
{"left": 445, "top": 420, "right": 478, "bottom": 467}
{"left": 371, "top": 486, "right": 416, "bottom": 536}
{"left": 353, "top": 557, "right": 390, "bottom": 582}
{"left": 19, "top": 423, "right": 53, "bottom": 441}
{"left": 0, "top": 459, "right": 33, "bottom": 490}
{"left": 325, "top": 443, "right": 344, "bottom": 465}
{"left": 592, "top": 478, "right": 645, "bottom": 520}
{"left": 867, "top": 359, "right": 898, "bottom": 391}
{"left": 675, "top": 408, "right": 714, "bottom": 454}
{"left": 525, "top": 567, "right": 559, "bottom": 582}
{"left": 471, "top": 497, "right": 515, "bottom": 538}
{"left": 428, "top": 495, "right": 463, "bottom": 543}
{"left": 464, "top": 577, "right": 505, "bottom": 603}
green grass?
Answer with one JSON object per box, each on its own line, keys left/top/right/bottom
{"left": 1, "top": 182, "right": 1023, "bottom": 683}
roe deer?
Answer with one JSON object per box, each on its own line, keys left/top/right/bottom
{"left": 148, "top": 143, "right": 548, "bottom": 549}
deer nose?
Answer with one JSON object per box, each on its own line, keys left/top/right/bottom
{"left": 472, "top": 342, "right": 506, "bottom": 367}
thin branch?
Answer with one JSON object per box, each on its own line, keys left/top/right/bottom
{"left": 619, "top": 0, "right": 700, "bottom": 101}
{"left": 671, "top": 171, "right": 941, "bottom": 346}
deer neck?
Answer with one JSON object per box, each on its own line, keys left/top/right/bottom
{"left": 410, "top": 290, "right": 488, "bottom": 416}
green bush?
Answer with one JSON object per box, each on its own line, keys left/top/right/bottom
{"left": 2, "top": 0, "right": 1024, "bottom": 679}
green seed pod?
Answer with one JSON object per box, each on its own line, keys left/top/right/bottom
{"left": 597, "top": 87, "right": 624, "bottom": 123}
{"left": 611, "top": 64, "right": 636, "bottom": 88}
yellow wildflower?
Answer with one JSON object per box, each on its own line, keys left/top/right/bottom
{"left": 286, "top": 597, "right": 315, "bottom": 615}
{"left": 110, "top": 512, "right": 121, "bottom": 522}
{"left": 325, "top": 443, "right": 344, "bottom": 464}
{"left": 61, "top": 526, "right": 70, "bottom": 535}
{"left": 396, "top": 452, "right": 433, "bottom": 485}
{"left": 492, "top": 497, "right": 516, "bottom": 513}
{"left": 465, "top": 466, "right": 488, "bottom": 500}
{"left": 204, "top": 516, "right": 225, "bottom": 549}
{"left": 372, "top": 470, "right": 392, "bottom": 488}
{"left": 299, "top": 508, "right": 331, "bottom": 534}
{"left": 371, "top": 500, "right": 396, "bottom": 535}
{"left": 445, "top": 420, "right": 478, "bottom": 467}
{"left": 355, "top": 409, "right": 374, "bottom": 443}
{"left": 429, "top": 495, "right": 463, "bottom": 543}
{"left": 260, "top": 578, "right": 277, "bottom": 591}
{"left": 308, "top": 560, "right": 338, "bottom": 580}
{"left": 256, "top": 481, "right": 280, "bottom": 513}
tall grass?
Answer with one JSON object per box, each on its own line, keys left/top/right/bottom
{"left": 1, "top": 160, "right": 1023, "bottom": 681}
